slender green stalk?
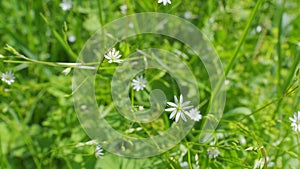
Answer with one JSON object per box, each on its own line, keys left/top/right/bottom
{"left": 276, "top": 0, "right": 285, "bottom": 96}
{"left": 97, "top": 0, "right": 104, "bottom": 26}
{"left": 225, "top": 0, "right": 264, "bottom": 76}
{"left": 273, "top": 47, "right": 300, "bottom": 119}
{"left": 187, "top": 143, "right": 193, "bottom": 169}
{"left": 39, "top": 13, "right": 78, "bottom": 60}
{"left": 52, "top": 30, "right": 78, "bottom": 60}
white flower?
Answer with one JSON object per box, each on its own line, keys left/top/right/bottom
{"left": 60, "top": 0, "right": 72, "bottom": 11}
{"left": 184, "top": 11, "right": 192, "bottom": 19}
{"left": 104, "top": 48, "right": 122, "bottom": 63}
{"left": 184, "top": 11, "right": 197, "bottom": 19}
{"left": 158, "top": 0, "right": 171, "bottom": 6}
{"left": 188, "top": 108, "right": 202, "bottom": 121}
{"left": 95, "top": 144, "right": 104, "bottom": 158}
{"left": 165, "top": 95, "right": 193, "bottom": 122}
{"left": 68, "top": 35, "right": 76, "bottom": 43}
{"left": 129, "top": 22, "right": 134, "bottom": 29}
{"left": 1, "top": 71, "right": 15, "bottom": 85}
{"left": 289, "top": 111, "right": 300, "bottom": 132}
{"left": 253, "top": 158, "right": 264, "bottom": 169}
{"left": 62, "top": 67, "right": 71, "bottom": 75}
{"left": 180, "top": 161, "right": 188, "bottom": 168}
{"left": 256, "top": 25, "right": 262, "bottom": 33}
{"left": 138, "top": 106, "right": 144, "bottom": 110}
{"left": 207, "top": 147, "right": 220, "bottom": 159}
{"left": 253, "top": 157, "right": 274, "bottom": 169}
{"left": 132, "top": 75, "right": 147, "bottom": 91}
{"left": 120, "top": 5, "right": 128, "bottom": 15}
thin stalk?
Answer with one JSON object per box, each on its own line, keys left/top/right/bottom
{"left": 187, "top": 143, "right": 193, "bottom": 169}
{"left": 39, "top": 13, "right": 77, "bottom": 60}
{"left": 276, "top": 0, "right": 285, "bottom": 96}
{"left": 97, "top": 0, "right": 104, "bottom": 26}
{"left": 225, "top": 0, "right": 264, "bottom": 76}
{"left": 273, "top": 47, "right": 300, "bottom": 119}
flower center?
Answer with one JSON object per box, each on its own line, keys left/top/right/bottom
{"left": 177, "top": 106, "right": 182, "bottom": 111}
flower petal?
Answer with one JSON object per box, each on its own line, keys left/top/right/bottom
{"left": 179, "top": 94, "right": 183, "bottom": 104}
{"left": 175, "top": 112, "right": 181, "bottom": 122}
{"left": 174, "top": 96, "right": 178, "bottom": 104}
{"left": 167, "top": 102, "right": 177, "bottom": 107}
{"left": 165, "top": 108, "right": 176, "bottom": 112}
{"left": 181, "top": 101, "right": 191, "bottom": 107}
{"left": 169, "top": 110, "right": 177, "bottom": 119}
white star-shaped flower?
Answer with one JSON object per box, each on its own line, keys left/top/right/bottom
{"left": 120, "top": 5, "right": 128, "bottom": 15}
{"left": 132, "top": 75, "right": 147, "bottom": 91}
{"left": 165, "top": 94, "right": 193, "bottom": 122}
{"left": 1, "top": 71, "right": 15, "bottom": 85}
{"left": 188, "top": 108, "right": 202, "bottom": 121}
{"left": 158, "top": 0, "right": 171, "bottom": 6}
{"left": 95, "top": 144, "right": 104, "bottom": 158}
{"left": 289, "top": 111, "right": 300, "bottom": 132}
{"left": 207, "top": 147, "right": 220, "bottom": 159}
{"left": 60, "top": 0, "right": 72, "bottom": 11}
{"left": 104, "top": 48, "right": 122, "bottom": 63}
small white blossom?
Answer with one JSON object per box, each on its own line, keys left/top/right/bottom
{"left": 95, "top": 144, "right": 104, "bottom": 158}
{"left": 62, "top": 67, "right": 71, "bottom": 75}
{"left": 254, "top": 157, "right": 273, "bottom": 169}
{"left": 60, "top": 0, "right": 72, "bottom": 11}
{"left": 158, "top": 0, "right": 171, "bottom": 6}
{"left": 120, "top": 5, "right": 128, "bottom": 15}
{"left": 138, "top": 106, "right": 144, "bottom": 110}
{"left": 180, "top": 161, "right": 188, "bottom": 168}
{"left": 207, "top": 147, "right": 220, "bottom": 159}
{"left": 129, "top": 22, "right": 134, "bottom": 29}
{"left": 253, "top": 158, "right": 264, "bottom": 169}
{"left": 68, "top": 35, "right": 76, "bottom": 43}
{"left": 1, "top": 71, "right": 15, "bottom": 85}
{"left": 289, "top": 111, "right": 300, "bottom": 132}
{"left": 256, "top": 25, "right": 262, "bottom": 33}
{"left": 165, "top": 95, "right": 194, "bottom": 122}
{"left": 184, "top": 11, "right": 197, "bottom": 19}
{"left": 132, "top": 75, "right": 147, "bottom": 91}
{"left": 104, "top": 48, "right": 122, "bottom": 63}
{"left": 188, "top": 108, "right": 202, "bottom": 121}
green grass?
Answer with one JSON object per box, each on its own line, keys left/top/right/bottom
{"left": 0, "top": 0, "right": 300, "bottom": 168}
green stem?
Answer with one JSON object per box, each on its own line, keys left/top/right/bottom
{"left": 276, "top": 0, "right": 285, "bottom": 96}
{"left": 187, "top": 143, "right": 193, "bottom": 169}
{"left": 39, "top": 13, "right": 77, "bottom": 60}
{"left": 97, "top": 0, "right": 104, "bottom": 26}
{"left": 273, "top": 47, "right": 300, "bottom": 119}
{"left": 225, "top": 0, "right": 264, "bottom": 76}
